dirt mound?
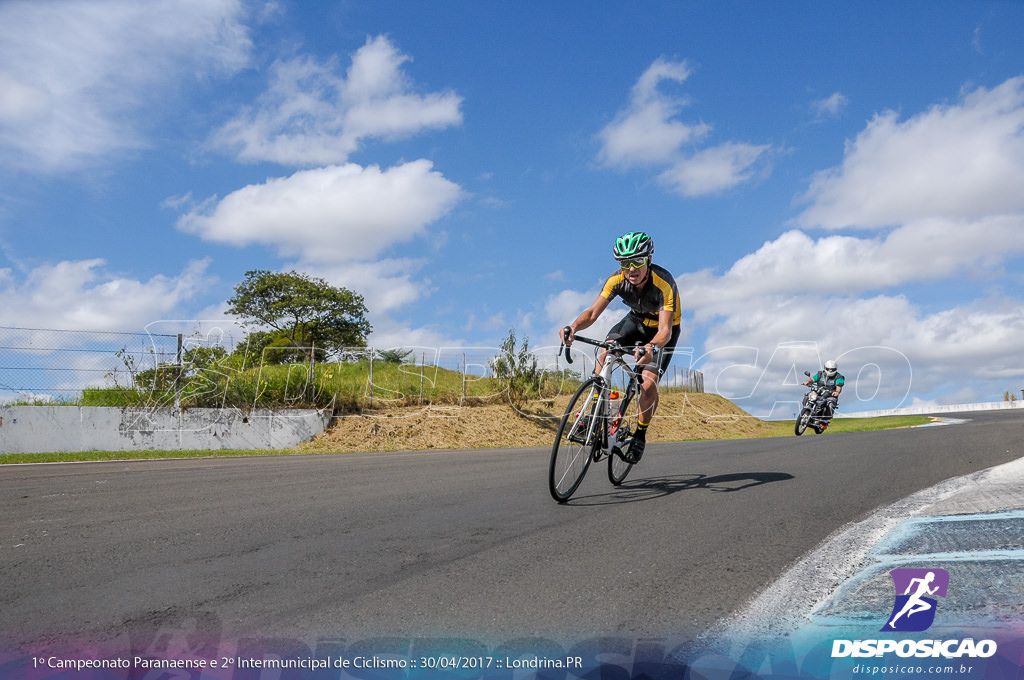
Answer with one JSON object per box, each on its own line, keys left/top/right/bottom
{"left": 300, "top": 392, "right": 776, "bottom": 453}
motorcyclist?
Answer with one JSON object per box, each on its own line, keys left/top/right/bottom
{"left": 802, "top": 359, "right": 844, "bottom": 425}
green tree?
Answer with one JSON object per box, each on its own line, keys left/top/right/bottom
{"left": 227, "top": 270, "right": 372, "bottom": 363}
{"left": 491, "top": 327, "right": 541, "bottom": 410}
{"left": 231, "top": 330, "right": 304, "bottom": 366}
{"left": 377, "top": 348, "right": 414, "bottom": 364}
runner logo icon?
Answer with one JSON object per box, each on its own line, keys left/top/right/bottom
{"left": 881, "top": 568, "right": 949, "bottom": 632}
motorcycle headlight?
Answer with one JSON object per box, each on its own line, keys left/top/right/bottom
{"left": 807, "top": 392, "right": 817, "bottom": 401}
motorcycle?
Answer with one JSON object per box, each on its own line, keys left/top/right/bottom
{"left": 795, "top": 371, "right": 835, "bottom": 436}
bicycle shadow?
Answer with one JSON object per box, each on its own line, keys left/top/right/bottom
{"left": 567, "top": 471, "right": 794, "bottom": 505}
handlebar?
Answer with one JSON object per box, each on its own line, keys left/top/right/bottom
{"left": 559, "top": 330, "right": 635, "bottom": 362}
{"left": 801, "top": 380, "right": 836, "bottom": 397}
{"left": 559, "top": 328, "right": 645, "bottom": 386}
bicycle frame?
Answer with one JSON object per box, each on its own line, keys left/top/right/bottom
{"left": 566, "top": 336, "right": 642, "bottom": 455}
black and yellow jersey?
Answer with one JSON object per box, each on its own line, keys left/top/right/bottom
{"left": 600, "top": 263, "right": 681, "bottom": 328}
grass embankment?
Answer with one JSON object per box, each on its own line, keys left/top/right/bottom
{"left": 755, "top": 415, "right": 933, "bottom": 437}
{"left": 76, "top": 357, "right": 557, "bottom": 411}
{"left": 297, "top": 392, "right": 932, "bottom": 453}
{"left": 2, "top": 386, "right": 933, "bottom": 464}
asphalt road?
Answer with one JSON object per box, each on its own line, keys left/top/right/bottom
{"left": 2, "top": 410, "right": 1022, "bottom": 657}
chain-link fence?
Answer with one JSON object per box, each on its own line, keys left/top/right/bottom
{"left": 0, "top": 326, "right": 183, "bottom": 403}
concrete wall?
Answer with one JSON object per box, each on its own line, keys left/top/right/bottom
{"left": 0, "top": 406, "right": 333, "bottom": 454}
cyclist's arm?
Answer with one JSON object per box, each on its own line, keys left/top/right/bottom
{"left": 636, "top": 309, "right": 673, "bottom": 364}
{"left": 563, "top": 295, "right": 610, "bottom": 344}
{"left": 650, "top": 309, "right": 673, "bottom": 350}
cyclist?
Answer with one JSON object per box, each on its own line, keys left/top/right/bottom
{"left": 560, "top": 231, "right": 681, "bottom": 463}
{"left": 802, "top": 359, "right": 844, "bottom": 426}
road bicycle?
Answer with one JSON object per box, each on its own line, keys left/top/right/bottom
{"left": 548, "top": 331, "right": 647, "bottom": 503}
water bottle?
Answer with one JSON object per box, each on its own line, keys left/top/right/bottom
{"left": 608, "top": 390, "right": 621, "bottom": 446}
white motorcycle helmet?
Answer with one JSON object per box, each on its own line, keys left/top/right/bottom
{"left": 824, "top": 359, "right": 838, "bottom": 377}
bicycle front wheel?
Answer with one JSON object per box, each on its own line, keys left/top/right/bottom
{"left": 608, "top": 381, "right": 639, "bottom": 485}
{"left": 549, "top": 377, "right": 602, "bottom": 502}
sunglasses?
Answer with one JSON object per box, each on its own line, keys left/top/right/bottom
{"left": 619, "top": 257, "right": 649, "bottom": 270}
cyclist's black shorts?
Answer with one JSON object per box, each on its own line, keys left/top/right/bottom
{"left": 606, "top": 312, "right": 680, "bottom": 377}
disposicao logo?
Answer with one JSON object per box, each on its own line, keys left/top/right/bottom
{"left": 831, "top": 567, "right": 999, "bottom": 660}
{"left": 881, "top": 568, "right": 949, "bottom": 632}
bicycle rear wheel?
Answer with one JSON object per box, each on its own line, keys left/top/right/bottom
{"left": 608, "top": 379, "right": 639, "bottom": 485}
{"left": 549, "top": 377, "right": 602, "bottom": 502}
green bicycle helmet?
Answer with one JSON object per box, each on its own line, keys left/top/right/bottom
{"left": 613, "top": 231, "right": 654, "bottom": 260}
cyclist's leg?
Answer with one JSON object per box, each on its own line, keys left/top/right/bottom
{"left": 594, "top": 313, "right": 635, "bottom": 375}
{"left": 628, "top": 364, "right": 657, "bottom": 463}
{"left": 603, "top": 315, "right": 647, "bottom": 454}
{"left": 637, "top": 364, "right": 660, "bottom": 424}
{"left": 612, "top": 320, "right": 669, "bottom": 462}
{"left": 636, "top": 324, "right": 680, "bottom": 424}
{"left": 604, "top": 313, "right": 641, "bottom": 345}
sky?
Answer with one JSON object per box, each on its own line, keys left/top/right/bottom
{"left": 1, "top": 0, "right": 1023, "bottom": 418}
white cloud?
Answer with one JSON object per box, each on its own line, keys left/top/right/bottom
{"left": 811, "top": 92, "right": 849, "bottom": 120}
{"left": 597, "top": 58, "right": 708, "bottom": 167}
{"left": 0, "top": 258, "right": 214, "bottom": 331}
{"left": 297, "top": 258, "right": 429, "bottom": 317}
{"left": 658, "top": 142, "right": 771, "bottom": 196}
{"left": 0, "top": 0, "right": 251, "bottom": 172}
{"left": 797, "top": 76, "right": 1024, "bottom": 229}
{"left": 545, "top": 289, "right": 596, "bottom": 328}
{"left": 680, "top": 214, "right": 1024, "bottom": 313}
{"left": 695, "top": 292, "right": 1024, "bottom": 416}
{"left": 596, "top": 57, "right": 770, "bottom": 196}
{"left": 210, "top": 35, "right": 463, "bottom": 166}
{"left": 176, "top": 160, "right": 464, "bottom": 263}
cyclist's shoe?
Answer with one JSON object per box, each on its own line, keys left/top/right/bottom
{"left": 623, "top": 430, "right": 646, "bottom": 464}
